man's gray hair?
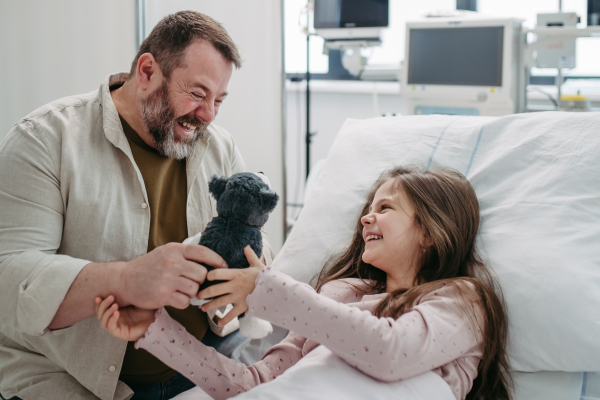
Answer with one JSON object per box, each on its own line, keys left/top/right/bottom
{"left": 129, "top": 10, "right": 242, "bottom": 79}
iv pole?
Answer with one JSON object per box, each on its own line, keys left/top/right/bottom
{"left": 557, "top": 0, "right": 563, "bottom": 106}
{"left": 305, "top": 11, "right": 314, "bottom": 179}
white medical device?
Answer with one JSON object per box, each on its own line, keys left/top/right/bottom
{"left": 534, "top": 12, "right": 579, "bottom": 69}
{"left": 402, "top": 17, "right": 525, "bottom": 116}
{"left": 313, "top": 0, "right": 388, "bottom": 41}
{"left": 524, "top": 15, "right": 600, "bottom": 110}
{"left": 313, "top": 0, "right": 390, "bottom": 77}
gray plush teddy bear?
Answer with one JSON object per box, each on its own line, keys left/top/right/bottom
{"left": 198, "top": 172, "right": 279, "bottom": 283}
{"left": 190, "top": 172, "right": 279, "bottom": 338}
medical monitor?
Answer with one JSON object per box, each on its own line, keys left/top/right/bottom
{"left": 407, "top": 27, "right": 504, "bottom": 87}
{"left": 402, "top": 17, "right": 524, "bottom": 116}
{"left": 314, "top": 0, "right": 389, "bottom": 40}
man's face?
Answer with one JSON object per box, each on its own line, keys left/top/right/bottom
{"left": 140, "top": 40, "right": 233, "bottom": 159}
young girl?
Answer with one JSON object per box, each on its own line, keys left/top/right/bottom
{"left": 96, "top": 166, "right": 512, "bottom": 400}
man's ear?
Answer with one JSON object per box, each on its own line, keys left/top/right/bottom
{"left": 208, "top": 176, "right": 228, "bottom": 201}
{"left": 136, "top": 53, "right": 161, "bottom": 91}
{"left": 259, "top": 190, "right": 279, "bottom": 214}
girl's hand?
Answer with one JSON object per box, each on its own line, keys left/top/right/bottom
{"left": 197, "top": 246, "right": 265, "bottom": 327}
{"left": 95, "top": 295, "right": 156, "bottom": 341}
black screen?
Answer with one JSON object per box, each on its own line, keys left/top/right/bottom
{"left": 407, "top": 26, "right": 504, "bottom": 86}
{"left": 314, "top": 0, "right": 389, "bottom": 29}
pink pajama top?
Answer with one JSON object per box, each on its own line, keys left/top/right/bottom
{"left": 136, "top": 267, "right": 484, "bottom": 400}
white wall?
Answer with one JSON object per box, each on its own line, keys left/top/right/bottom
{"left": 145, "top": 0, "right": 285, "bottom": 253}
{"left": 285, "top": 82, "right": 407, "bottom": 221}
{"left": 0, "top": 1, "right": 137, "bottom": 141}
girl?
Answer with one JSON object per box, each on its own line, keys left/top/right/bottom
{"left": 96, "top": 166, "right": 512, "bottom": 400}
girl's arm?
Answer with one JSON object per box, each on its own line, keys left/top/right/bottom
{"left": 245, "top": 268, "right": 484, "bottom": 383}
{"left": 135, "top": 308, "right": 307, "bottom": 400}
{"left": 132, "top": 277, "right": 361, "bottom": 398}
{"left": 95, "top": 293, "right": 308, "bottom": 400}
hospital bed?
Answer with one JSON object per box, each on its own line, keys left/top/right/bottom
{"left": 174, "top": 111, "right": 600, "bottom": 400}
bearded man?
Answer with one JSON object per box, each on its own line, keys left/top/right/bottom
{"left": 0, "top": 11, "right": 273, "bottom": 400}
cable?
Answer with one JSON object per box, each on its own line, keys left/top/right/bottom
{"left": 354, "top": 47, "right": 374, "bottom": 81}
{"left": 287, "top": 2, "right": 312, "bottom": 223}
{"left": 355, "top": 65, "right": 366, "bottom": 80}
{"left": 294, "top": 84, "right": 304, "bottom": 220}
{"left": 527, "top": 87, "right": 559, "bottom": 109}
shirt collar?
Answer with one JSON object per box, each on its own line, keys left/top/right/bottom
{"left": 98, "top": 73, "right": 131, "bottom": 150}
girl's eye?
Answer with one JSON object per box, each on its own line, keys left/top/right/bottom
{"left": 381, "top": 205, "right": 390, "bottom": 210}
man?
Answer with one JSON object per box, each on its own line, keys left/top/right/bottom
{"left": 0, "top": 11, "right": 273, "bottom": 400}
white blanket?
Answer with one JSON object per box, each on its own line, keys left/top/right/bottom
{"left": 173, "top": 345, "right": 454, "bottom": 400}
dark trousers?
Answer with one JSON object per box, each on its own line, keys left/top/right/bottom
{"left": 122, "top": 329, "right": 248, "bottom": 400}
{"left": 3, "top": 374, "right": 195, "bottom": 400}
{"left": 121, "top": 372, "right": 196, "bottom": 400}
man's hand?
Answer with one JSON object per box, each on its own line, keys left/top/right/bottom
{"left": 48, "top": 243, "right": 227, "bottom": 331}
{"left": 117, "top": 243, "right": 228, "bottom": 310}
{"left": 197, "top": 246, "right": 265, "bottom": 327}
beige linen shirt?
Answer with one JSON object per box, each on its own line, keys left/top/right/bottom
{"left": 0, "top": 73, "right": 273, "bottom": 400}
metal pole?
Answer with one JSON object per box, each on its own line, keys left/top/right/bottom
{"left": 305, "top": 12, "right": 311, "bottom": 180}
{"left": 557, "top": 67, "right": 563, "bottom": 110}
{"left": 135, "top": 0, "right": 148, "bottom": 50}
{"left": 280, "top": 0, "right": 289, "bottom": 240}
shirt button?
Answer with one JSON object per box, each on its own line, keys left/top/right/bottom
{"left": 141, "top": 203, "right": 148, "bottom": 209}
{"left": 108, "top": 365, "right": 116, "bottom": 373}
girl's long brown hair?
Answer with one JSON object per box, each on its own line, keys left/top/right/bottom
{"left": 315, "top": 166, "right": 512, "bottom": 400}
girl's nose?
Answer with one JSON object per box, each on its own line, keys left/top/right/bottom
{"left": 361, "top": 213, "right": 373, "bottom": 226}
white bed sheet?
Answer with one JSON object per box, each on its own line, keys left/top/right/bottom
{"left": 173, "top": 345, "right": 454, "bottom": 400}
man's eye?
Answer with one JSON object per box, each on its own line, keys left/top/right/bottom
{"left": 192, "top": 93, "right": 204, "bottom": 99}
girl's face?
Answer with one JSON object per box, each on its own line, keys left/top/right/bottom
{"left": 360, "top": 179, "right": 425, "bottom": 286}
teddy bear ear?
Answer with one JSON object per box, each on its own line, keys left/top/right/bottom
{"left": 208, "top": 175, "right": 228, "bottom": 201}
{"left": 260, "top": 190, "right": 279, "bottom": 213}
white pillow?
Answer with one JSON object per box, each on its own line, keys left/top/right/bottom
{"left": 271, "top": 112, "right": 600, "bottom": 372}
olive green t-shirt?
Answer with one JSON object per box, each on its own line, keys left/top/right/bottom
{"left": 118, "top": 115, "right": 209, "bottom": 383}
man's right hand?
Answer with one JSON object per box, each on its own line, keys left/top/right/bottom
{"left": 117, "top": 243, "right": 228, "bottom": 310}
{"left": 48, "top": 243, "right": 227, "bottom": 330}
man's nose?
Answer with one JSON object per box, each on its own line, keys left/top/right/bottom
{"left": 195, "top": 102, "right": 215, "bottom": 124}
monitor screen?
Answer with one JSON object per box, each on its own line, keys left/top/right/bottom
{"left": 407, "top": 26, "right": 504, "bottom": 86}
{"left": 314, "top": 0, "right": 389, "bottom": 29}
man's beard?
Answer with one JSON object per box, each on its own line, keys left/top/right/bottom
{"left": 140, "top": 81, "right": 208, "bottom": 160}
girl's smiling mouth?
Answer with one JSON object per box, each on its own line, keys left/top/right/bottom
{"left": 364, "top": 233, "right": 383, "bottom": 243}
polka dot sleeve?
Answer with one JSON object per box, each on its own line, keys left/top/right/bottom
{"left": 134, "top": 280, "right": 368, "bottom": 399}
{"left": 246, "top": 268, "right": 484, "bottom": 385}
{"left": 135, "top": 309, "right": 308, "bottom": 399}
